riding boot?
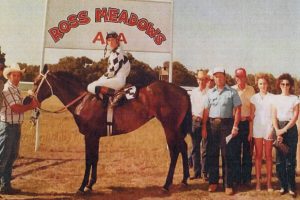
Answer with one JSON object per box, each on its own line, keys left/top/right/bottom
{"left": 95, "top": 86, "right": 115, "bottom": 107}
{"left": 102, "top": 95, "right": 109, "bottom": 108}
{"left": 111, "top": 92, "right": 125, "bottom": 107}
{"left": 95, "top": 86, "right": 102, "bottom": 100}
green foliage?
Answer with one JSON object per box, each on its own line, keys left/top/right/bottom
{"left": 12, "top": 56, "right": 300, "bottom": 96}
{"left": 47, "top": 54, "right": 158, "bottom": 87}
{"left": 160, "top": 61, "right": 197, "bottom": 87}
{"left": 126, "top": 53, "right": 158, "bottom": 87}
{"left": 18, "top": 63, "right": 40, "bottom": 82}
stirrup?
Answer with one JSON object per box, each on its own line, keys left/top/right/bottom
{"left": 110, "top": 92, "right": 124, "bottom": 107}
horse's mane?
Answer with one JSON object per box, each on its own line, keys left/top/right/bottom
{"left": 52, "top": 71, "right": 88, "bottom": 89}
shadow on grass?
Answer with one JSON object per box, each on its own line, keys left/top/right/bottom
{"left": 0, "top": 185, "right": 174, "bottom": 200}
{"left": 73, "top": 185, "right": 174, "bottom": 200}
{"left": 70, "top": 182, "right": 213, "bottom": 200}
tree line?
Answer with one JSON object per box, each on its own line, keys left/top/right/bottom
{"left": 16, "top": 54, "right": 299, "bottom": 95}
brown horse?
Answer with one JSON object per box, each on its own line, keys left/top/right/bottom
{"left": 32, "top": 68, "right": 192, "bottom": 193}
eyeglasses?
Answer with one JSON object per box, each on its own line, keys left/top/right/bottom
{"left": 280, "top": 83, "right": 290, "bottom": 87}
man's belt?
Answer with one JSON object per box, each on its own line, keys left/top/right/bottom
{"left": 209, "top": 118, "right": 232, "bottom": 124}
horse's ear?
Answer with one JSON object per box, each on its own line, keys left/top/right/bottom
{"left": 41, "top": 64, "right": 48, "bottom": 75}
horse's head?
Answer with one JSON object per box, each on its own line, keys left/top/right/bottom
{"left": 32, "top": 65, "right": 54, "bottom": 103}
{"left": 32, "top": 65, "right": 87, "bottom": 104}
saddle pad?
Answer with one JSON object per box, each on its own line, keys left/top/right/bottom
{"left": 124, "top": 86, "right": 137, "bottom": 100}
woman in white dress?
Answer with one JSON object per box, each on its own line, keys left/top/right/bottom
{"left": 272, "top": 73, "right": 299, "bottom": 198}
{"left": 250, "top": 73, "right": 274, "bottom": 192}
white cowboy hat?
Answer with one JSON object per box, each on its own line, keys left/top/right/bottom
{"left": 3, "top": 63, "right": 25, "bottom": 79}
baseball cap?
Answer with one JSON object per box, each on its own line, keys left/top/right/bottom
{"left": 235, "top": 68, "right": 247, "bottom": 77}
{"left": 212, "top": 67, "right": 225, "bottom": 75}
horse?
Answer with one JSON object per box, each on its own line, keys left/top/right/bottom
{"left": 32, "top": 68, "right": 192, "bottom": 193}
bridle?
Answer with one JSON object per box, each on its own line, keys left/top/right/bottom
{"left": 34, "top": 71, "right": 54, "bottom": 98}
{"left": 33, "top": 71, "right": 87, "bottom": 114}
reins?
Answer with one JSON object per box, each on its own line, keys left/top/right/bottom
{"left": 34, "top": 71, "right": 87, "bottom": 114}
{"left": 39, "top": 92, "right": 87, "bottom": 114}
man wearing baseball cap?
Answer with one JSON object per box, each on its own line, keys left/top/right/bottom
{"left": 206, "top": 70, "right": 215, "bottom": 89}
{"left": 202, "top": 67, "right": 241, "bottom": 195}
{"left": 231, "top": 67, "right": 255, "bottom": 187}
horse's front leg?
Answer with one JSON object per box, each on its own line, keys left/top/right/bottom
{"left": 77, "top": 160, "right": 92, "bottom": 193}
{"left": 86, "top": 139, "right": 100, "bottom": 191}
{"left": 77, "top": 135, "right": 100, "bottom": 194}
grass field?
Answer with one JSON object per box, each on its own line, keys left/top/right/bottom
{"left": 1, "top": 96, "right": 300, "bottom": 199}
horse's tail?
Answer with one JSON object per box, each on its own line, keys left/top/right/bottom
{"left": 180, "top": 94, "right": 192, "bottom": 137}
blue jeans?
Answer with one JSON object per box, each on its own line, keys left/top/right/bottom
{"left": 207, "top": 118, "right": 235, "bottom": 188}
{"left": 188, "top": 119, "right": 202, "bottom": 177}
{"left": 0, "top": 122, "right": 21, "bottom": 189}
{"left": 233, "top": 120, "right": 252, "bottom": 184}
{"left": 276, "top": 122, "right": 298, "bottom": 191}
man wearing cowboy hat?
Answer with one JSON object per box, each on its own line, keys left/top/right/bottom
{"left": 0, "top": 64, "right": 39, "bottom": 194}
{"left": 87, "top": 31, "right": 131, "bottom": 107}
{"left": 188, "top": 70, "right": 209, "bottom": 180}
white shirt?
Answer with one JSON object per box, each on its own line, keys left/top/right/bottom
{"left": 107, "top": 46, "right": 130, "bottom": 79}
{"left": 250, "top": 92, "right": 274, "bottom": 138}
{"left": 190, "top": 87, "right": 208, "bottom": 117}
{"left": 272, "top": 94, "right": 300, "bottom": 121}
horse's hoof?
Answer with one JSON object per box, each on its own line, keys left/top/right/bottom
{"left": 75, "top": 189, "right": 85, "bottom": 196}
{"left": 84, "top": 187, "right": 92, "bottom": 193}
{"left": 162, "top": 186, "right": 169, "bottom": 192}
{"left": 181, "top": 180, "right": 188, "bottom": 187}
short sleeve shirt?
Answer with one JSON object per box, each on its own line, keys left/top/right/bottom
{"left": 205, "top": 85, "right": 242, "bottom": 118}
{"left": 232, "top": 84, "right": 255, "bottom": 117}
{"left": 272, "top": 94, "right": 300, "bottom": 121}
{"left": 0, "top": 81, "right": 24, "bottom": 124}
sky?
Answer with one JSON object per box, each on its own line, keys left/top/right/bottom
{"left": 0, "top": 0, "right": 299, "bottom": 77}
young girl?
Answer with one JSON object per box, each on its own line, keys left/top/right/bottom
{"left": 250, "top": 73, "right": 274, "bottom": 192}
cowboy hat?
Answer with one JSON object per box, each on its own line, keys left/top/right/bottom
{"left": 196, "top": 70, "right": 208, "bottom": 79}
{"left": 3, "top": 63, "right": 25, "bottom": 79}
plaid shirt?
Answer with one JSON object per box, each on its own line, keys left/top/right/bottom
{"left": 0, "top": 81, "right": 24, "bottom": 124}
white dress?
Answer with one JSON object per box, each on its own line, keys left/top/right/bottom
{"left": 250, "top": 92, "right": 274, "bottom": 139}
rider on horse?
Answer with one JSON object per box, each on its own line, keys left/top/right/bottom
{"left": 87, "top": 31, "right": 131, "bottom": 107}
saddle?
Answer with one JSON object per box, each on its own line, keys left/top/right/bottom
{"left": 112, "top": 84, "right": 137, "bottom": 106}
{"left": 95, "top": 85, "right": 138, "bottom": 136}
{"left": 95, "top": 84, "right": 137, "bottom": 107}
